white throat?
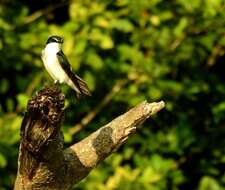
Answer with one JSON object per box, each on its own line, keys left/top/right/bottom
{"left": 45, "top": 42, "right": 62, "bottom": 53}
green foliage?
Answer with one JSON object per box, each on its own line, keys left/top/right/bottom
{"left": 0, "top": 0, "right": 225, "bottom": 189}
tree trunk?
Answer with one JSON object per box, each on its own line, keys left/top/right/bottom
{"left": 14, "top": 85, "right": 165, "bottom": 190}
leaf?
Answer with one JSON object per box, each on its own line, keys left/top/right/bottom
{"left": 213, "top": 102, "right": 225, "bottom": 115}
{"left": 69, "top": 2, "right": 88, "bottom": 21}
{"left": 17, "top": 93, "right": 29, "bottom": 110}
{"left": 86, "top": 51, "right": 103, "bottom": 70}
{"left": 0, "top": 153, "right": 7, "bottom": 168}
{"left": 0, "top": 79, "right": 9, "bottom": 94}
{"left": 109, "top": 19, "right": 134, "bottom": 33}
{"left": 148, "top": 87, "right": 162, "bottom": 100}
{"left": 140, "top": 166, "right": 162, "bottom": 183}
{"left": 174, "top": 17, "right": 188, "bottom": 37}
{"left": 84, "top": 71, "right": 96, "bottom": 91}
{"left": 94, "top": 16, "right": 109, "bottom": 28}
{"left": 199, "top": 176, "right": 222, "bottom": 190}
{"left": 74, "top": 39, "right": 87, "bottom": 54}
{"left": 100, "top": 35, "right": 114, "bottom": 49}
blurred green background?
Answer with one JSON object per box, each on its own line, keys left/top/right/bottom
{"left": 0, "top": 0, "right": 225, "bottom": 189}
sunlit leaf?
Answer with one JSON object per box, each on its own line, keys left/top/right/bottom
{"left": 109, "top": 18, "right": 134, "bottom": 33}
{"left": 0, "top": 153, "right": 7, "bottom": 168}
{"left": 199, "top": 176, "right": 222, "bottom": 190}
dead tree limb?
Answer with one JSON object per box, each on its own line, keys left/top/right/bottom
{"left": 14, "top": 85, "right": 165, "bottom": 190}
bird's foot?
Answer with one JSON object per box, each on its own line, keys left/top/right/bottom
{"left": 53, "top": 80, "right": 61, "bottom": 90}
{"left": 54, "top": 80, "right": 60, "bottom": 85}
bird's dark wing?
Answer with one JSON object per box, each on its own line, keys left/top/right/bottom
{"left": 56, "top": 50, "right": 91, "bottom": 97}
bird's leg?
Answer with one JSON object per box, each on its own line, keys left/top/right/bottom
{"left": 54, "top": 80, "right": 60, "bottom": 85}
{"left": 54, "top": 80, "right": 60, "bottom": 89}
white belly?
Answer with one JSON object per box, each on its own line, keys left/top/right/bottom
{"left": 41, "top": 43, "right": 79, "bottom": 91}
{"left": 42, "top": 50, "right": 68, "bottom": 83}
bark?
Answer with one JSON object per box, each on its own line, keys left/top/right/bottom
{"left": 14, "top": 85, "right": 165, "bottom": 190}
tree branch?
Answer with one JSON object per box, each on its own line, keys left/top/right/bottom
{"left": 14, "top": 86, "right": 165, "bottom": 190}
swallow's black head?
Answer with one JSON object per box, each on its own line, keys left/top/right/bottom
{"left": 46, "top": 36, "right": 64, "bottom": 44}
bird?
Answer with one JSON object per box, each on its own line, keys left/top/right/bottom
{"left": 41, "top": 35, "right": 91, "bottom": 98}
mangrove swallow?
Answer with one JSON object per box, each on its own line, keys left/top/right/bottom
{"left": 41, "top": 35, "right": 91, "bottom": 98}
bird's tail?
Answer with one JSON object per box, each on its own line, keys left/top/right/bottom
{"left": 69, "top": 74, "right": 91, "bottom": 99}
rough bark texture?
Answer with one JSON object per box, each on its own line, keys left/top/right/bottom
{"left": 14, "top": 85, "right": 165, "bottom": 190}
